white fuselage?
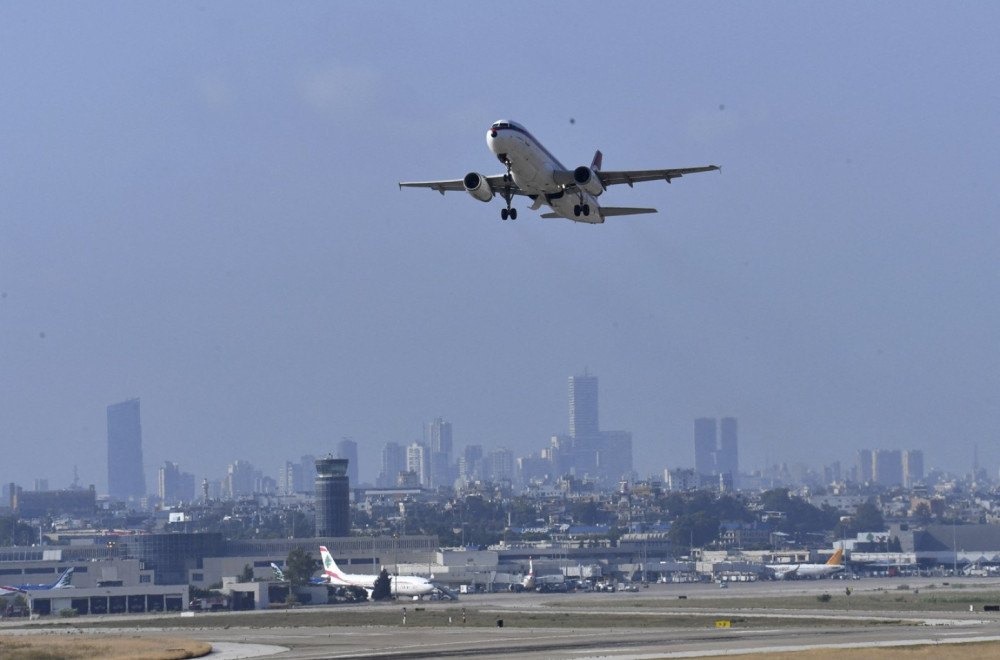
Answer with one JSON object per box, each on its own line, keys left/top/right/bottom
{"left": 487, "top": 123, "right": 601, "bottom": 222}
{"left": 768, "top": 563, "right": 844, "bottom": 580}
{"left": 324, "top": 567, "right": 435, "bottom": 597}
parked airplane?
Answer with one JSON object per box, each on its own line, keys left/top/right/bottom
{"left": 270, "top": 562, "right": 326, "bottom": 585}
{"left": 319, "top": 546, "right": 435, "bottom": 598}
{"left": 768, "top": 549, "right": 845, "bottom": 580}
{"left": 399, "top": 119, "right": 718, "bottom": 224}
{"left": 0, "top": 567, "right": 74, "bottom": 594}
{"left": 521, "top": 557, "right": 536, "bottom": 590}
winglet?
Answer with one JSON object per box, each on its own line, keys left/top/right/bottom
{"left": 591, "top": 150, "right": 603, "bottom": 171}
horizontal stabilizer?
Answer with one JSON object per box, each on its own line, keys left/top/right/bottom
{"left": 601, "top": 207, "right": 658, "bottom": 216}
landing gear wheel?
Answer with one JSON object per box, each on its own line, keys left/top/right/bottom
{"left": 501, "top": 208, "right": 509, "bottom": 220}
{"left": 509, "top": 208, "right": 517, "bottom": 220}
{"left": 582, "top": 204, "right": 590, "bottom": 216}
{"left": 573, "top": 205, "right": 581, "bottom": 217}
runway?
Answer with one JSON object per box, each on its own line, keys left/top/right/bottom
{"left": 5, "top": 578, "right": 1000, "bottom": 659}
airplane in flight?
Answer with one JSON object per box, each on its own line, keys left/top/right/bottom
{"left": 0, "top": 567, "right": 74, "bottom": 594}
{"left": 768, "top": 549, "right": 845, "bottom": 580}
{"left": 399, "top": 119, "right": 718, "bottom": 224}
{"left": 318, "top": 546, "right": 435, "bottom": 598}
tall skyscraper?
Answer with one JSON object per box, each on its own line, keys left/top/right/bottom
{"left": 693, "top": 418, "right": 717, "bottom": 477}
{"left": 857, "top": 449, "right": 874, "bottom": 483}
{"left": 873, "top": 449, "right": 903, "bottom": 487}
{"left": 426, "top": 418, "right": 453, "bottom": 488}
{"left": 569, "top": 371, "right": 599, "bottom": 439}
{"left": 903, "top": 449, "right": 924, "bottom": 488}
{"left": 336, "top": 438, "right": 359, "bottom": 485}
{"left": 107, "top": 399, "right": 145, "bottom": 501}
{"left": 406, "top": 442, "right": 428, "bottom": 487}
{"left": 314, "top": 456, "right": 350, "bottom": 537}
{"left": 378, "top": 442, "right": 407, "bottom": 487}
{"left": 716, "top": 417, "right": 739, "bottom": 476}
{"left": 693, "top": 417, "right": 738, "bottom": 481}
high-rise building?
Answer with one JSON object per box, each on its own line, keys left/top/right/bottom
{"left": 225, "top": 460, "right": 256, "bottom": 498}
{"left": 569, "top": 372, "right": 599, "bottom": 439}
{"left": 716, "top": 417, "right": 739, "bottom": 476}
{"left": 903, "top": 449, "right": 924, "bottom": 488}
{"left": 597, "top": 430, "right": 633, "bottom": 481}
{"left": 857, "top": 449, "right": 874, "bottom": 483}
{"left": 406, "top": 442, "right": 428, "bottom": 487}
{"left": 378, "top": 442, "right": 407, "bottom": 488}
{"left": 426, "top": 418, "right": 453, "bottom": 488}
{"left": 314, "top": 456, "right": 350, "bottom": 537}
{"left": 873, "top": 449, "right": 903, "bottom": 487}
{"left": 107, "top": 399, "right": 146, "bottom": 501}
{"left": 693, "top": 418, "right": 717, "bottom": 477}
{"left": 427, "top": 418, "right": 453, "bottom": 456}
{"left": 336, "top": 438, "right": 359, "bottom": 485}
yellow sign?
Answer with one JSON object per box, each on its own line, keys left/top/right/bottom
{"left": 715, "top": 620, "right": 731, "bottom": 628}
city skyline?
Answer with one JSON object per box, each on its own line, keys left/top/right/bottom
{"left": 3, "top": 5, "right": 998, "bottom": 493}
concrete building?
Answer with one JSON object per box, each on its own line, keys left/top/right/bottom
{"left": 336, "top": 439, "right": 359, "bottom": 486}
{"left": 107, "top": 399, "right": 146, "bottom": 501}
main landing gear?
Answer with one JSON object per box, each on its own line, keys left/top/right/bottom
{"left": 500, "top": 159, "right": 516, "bottom": 220}
{"left": 573, "top": 204, "right": 590, "bottom": 217}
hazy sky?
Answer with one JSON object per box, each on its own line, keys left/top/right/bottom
{"left": 2, "top": 3, "right": 998, "bottom": 492}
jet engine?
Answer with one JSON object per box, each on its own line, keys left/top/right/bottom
{"left": 573, "top": 166, "right": 604, "bottom": 196}
{"left": 463, "top": 172, "right": 494, "bottom": 202}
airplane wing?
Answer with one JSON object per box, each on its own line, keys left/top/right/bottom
{"left": 398, "top": 175, "right": 530, "bottom": 197}
{"left": 597, "top": 165, "right": 720, "bottom": 187}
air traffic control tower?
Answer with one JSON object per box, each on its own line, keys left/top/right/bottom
{"left": 314, "top": 456, "right": 350, "bottom": 537}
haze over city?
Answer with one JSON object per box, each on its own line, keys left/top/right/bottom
{"left": 2, "top": 3, "right": 999, "bottom": 493}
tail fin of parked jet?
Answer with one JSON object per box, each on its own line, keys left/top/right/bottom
{"left": 52, "top": 568, "right": 74, "bottom": 589}
{"left": 826, "top": 549, "right": 844, "bottom": 566}
{"left": 319, "top": 545, "right": 342, "bottom": 578}
{"left": 271, "top": 563, "right": 287, "bottom": 581}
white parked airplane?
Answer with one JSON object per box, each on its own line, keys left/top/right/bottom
{"left": 768, "top": 549, "right": 845, "bottom": 580}
{"left": 521, "top": 557, "right": 535, "bottom": 590}
{"left": 319, "top": 546, "right": 435, "bottom": 598}
{"left": 399, "top": 119, "right": 719, "bottom": 224}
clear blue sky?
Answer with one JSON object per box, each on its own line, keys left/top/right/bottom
{"left": 2, "top": 2, "right": 998, "bottom": 491}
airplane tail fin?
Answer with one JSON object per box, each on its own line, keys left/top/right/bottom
{"left": 591, "top": 150, "right": 603, "bottom": 171}
{"left": 528, "top": 557, "right": 534, "bottom": 577}
{"left": 53, "top": 568, "right": 73, "bottom": 589}
{"left": 826, "top": 549, "right": 844, "bottom": 566}
{"left": 271, "top": 562, "right": 287, "bottom": 581}
{"left": 320, "top": 545, "right": 340, "bottom": 576}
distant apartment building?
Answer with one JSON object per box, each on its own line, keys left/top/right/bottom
{"left": 11, "top": 484, "right": 96, "bottom": 518}
{"left": 569, "top": 372, "right": 600, "bottom": 438}
{"left": 107, "top": 399, "right": 146, "bottom": 501}
{"left": 693, "top": 416, "right": 739, "bottom": 481}
{"left": 158, "top": 462, "right": 195, "bottom": 505}
{"left": 336, "top": 438, "right": 359, "bottom": 486}
{"left": 903, "top": 449, "right": 924, "bottom": 488}
{"left": 378, "top": 442, "right": 407, "bottom": 487}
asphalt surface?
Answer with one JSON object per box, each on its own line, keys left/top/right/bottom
{"left": 5, "top": 577, "right": 1000, "bottom": 659}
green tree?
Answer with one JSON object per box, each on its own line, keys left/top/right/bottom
{"left": 238, "top": 563, "right": 254, "bottom": 583}
{"left": 371, "top": 568, "right": 392, "bottom": 600}
{"left": 283, "top": 546, "right": 317, "bottom": 587}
